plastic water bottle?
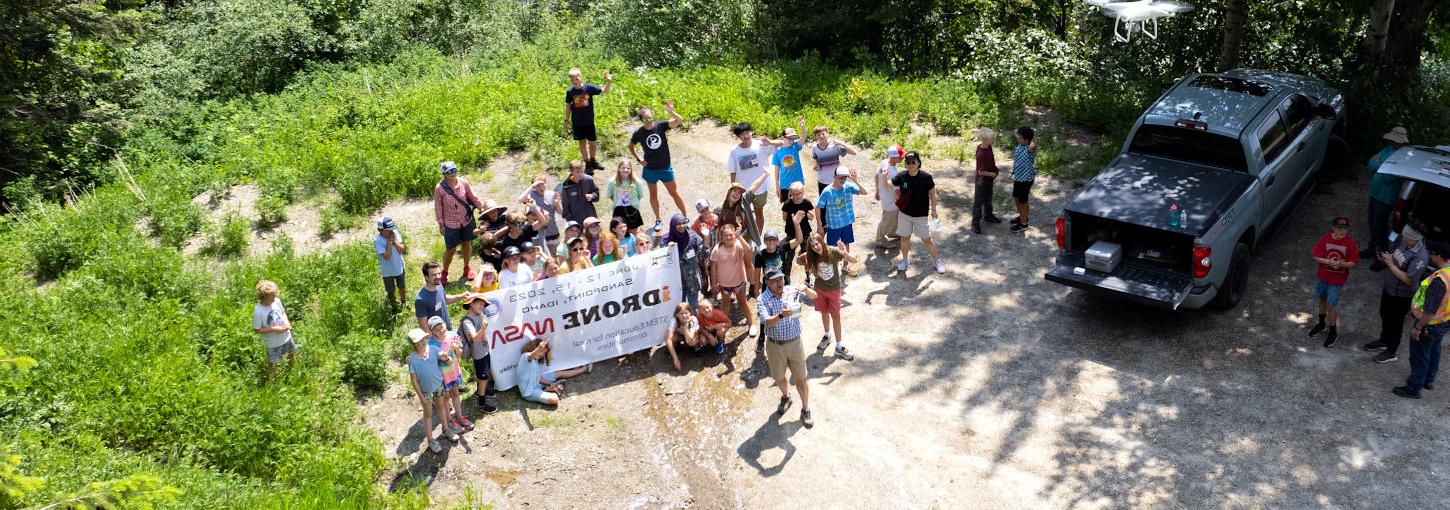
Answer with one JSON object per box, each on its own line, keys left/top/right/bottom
{"left": 1179, "top": 209, "right": 1188, "bottom": 227}
{"left": 1168, "top": 203, "right": 1180, "bottom": 227}
{"left": 930, "top": 218, "right": 942, "bottom": 232}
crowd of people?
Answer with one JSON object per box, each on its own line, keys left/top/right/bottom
{"left": 248, "top": 70, "right": 1450, "bottom": 456}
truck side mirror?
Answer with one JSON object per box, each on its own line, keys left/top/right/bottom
{"left": 1315, "top": 104, "right": 1336, "bottom": 119}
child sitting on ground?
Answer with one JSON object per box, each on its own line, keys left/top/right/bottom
{"left": 696, "top": 299, "right": 730, "bottom": 354}
{"left": 516, "top": 338, "right": 591, "bottom": 405}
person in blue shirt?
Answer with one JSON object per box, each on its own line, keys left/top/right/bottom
{"left": 1364, "top": 126, "right": 1408, "bottom": 262}
{"left": 374, "top": 217, "right": 407, "bottom": 309}
{"left": 406, "top": 327, "right": 454, "bottom": 453}
{"left": 771, "top": 118, "right": 809, "bottom": 206}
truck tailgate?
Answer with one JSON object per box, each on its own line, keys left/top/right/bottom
{"left": 1045, "top": 253, "right": 1194, "bottom": 309}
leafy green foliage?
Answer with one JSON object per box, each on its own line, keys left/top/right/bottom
{"left": 254, "top": 196, "right": 288, "bottom": 230}
{"left": 202, "top": 212, "right": 250, "bottom": 259}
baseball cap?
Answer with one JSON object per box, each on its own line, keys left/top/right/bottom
{"left": 564, "top": 220, "right": 581, "bottom": 231}
{"left": 407, "top": 328, "right": 428, "bottom": 343}
{"left": 520, "top": 241, "right": 536, "bottom": 252}
{"left": 440, "top": 161, "right": 459, "bottom": 175}
{"left": 886, "top": 145, "right": 903, "bottom": 158}
{"left": 583, "top": 216, "right": 601, "bottom": 227}
{"left": 763, "top": 228, "right": 780, "bottom": 240}
{"left": 377, "top": 217, "right": 397, "bottom": 231}
{"left": 783, "top": 127, "right": 799, "bottom": 139}
{"left": 764, "top": 269, "right": 785, "bottom": 281}
{"left": 1331, "top": 217, "right": 1350, "bottom": 228}
{"left": 834, "top": 166, "right": 851, "bottom": 177}
{"left": 427, "top": 316, "right": 446, "bottom": 330}
{"left": 695, "top": 199, "right": 711, "bottom": 213}
{"left": 502, "top": 246, "right": 521, "bottom": 257}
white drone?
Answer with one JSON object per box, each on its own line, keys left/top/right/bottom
{"left": 1085, "top": 0, "right": 1196, "bottom": 43}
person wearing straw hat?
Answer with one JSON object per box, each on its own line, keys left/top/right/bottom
{"left": 374, "top": 217, "right": 408, "bottom": 309}
{"left": 434, "top": 161, "right": 485, "bottom": 284}
{"left": 475, "top": 199, "right": 509, "bottom": 235}
{"left": 1364, "top": 222, "right": 1431, "bottom": 363}
{"left": 457, "top": 293, "right": 498, "bottom": 412}
{"left": 406, "top": 326, "right": 455, "bottom": 453}
{"left": 1363, "top": 126, "right": 1410, "bottom": 260}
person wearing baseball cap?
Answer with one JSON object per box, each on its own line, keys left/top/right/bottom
{"left": 1309, "top": 216, "right": 1361, "bottom": 347}
{"left": 498, "top": 245, "right": 535, "bottom": 289}
{"left": 1394, "top": 240, "right": 1450, "bottom": 399}
{"left": 1364, "top": 126, "right": 1410, "bottom": 258}
{"left": 817, "top": 164, "right": 867, "bottom": 276}
{"left": 406, "top": 326, "right": 454, "bottom": 452}
{"left": 374, "top": 216, "right": 408, "bottom": 309}
{"left": 555, "top": 220, "right": 582, "bottom": 260}
{"left": 772, "top": 117, "right": 808, "bottom": 204}
{"left": 757, "top": 267, "right": 820, "bottom": 428}
{"left": 434, "top": 160, "right": 485, "bottom": 284}
{"left": 1365, "top": 223, "right": 1432, "bottom": 363}
{"left": 753, "top": 227, "right": 800, "bottom": 300}
{"left": 875, "top": 145, "right": 906, "bottom": 249}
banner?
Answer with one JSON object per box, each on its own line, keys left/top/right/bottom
{"left": 484, "top": 247, "right": 683, "bottom": 390}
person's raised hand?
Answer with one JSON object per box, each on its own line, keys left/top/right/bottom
{"left": 604, "top": 70, "right": 613, "bottom": 82}
{"left": 792, "top": 210, "right": 805, "bottom": 223}
{"left": 664, "top": 100, "right": 675, "bottom": 112}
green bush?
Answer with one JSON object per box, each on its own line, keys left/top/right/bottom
{"left": 335, "top": 332, "right": 389, "bottom": 393}
{"left": 145, "top": 198, "right": 205, "bottom": 248}
{"left": 202, "top": 212, "right": 250, "bottom": 259}
{"left": 254, "top": 195, "right": 288, "bottom": 230}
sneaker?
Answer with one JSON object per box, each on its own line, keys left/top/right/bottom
{"left": 1009, "top": 217, "right": 1022, "bottom": 227}
{"left": 1373, "top": 351, "right": 1398, "bottom": 363}
{"left": 1010, "top": 223, "right": 1030, "bottom": 233}
{"left": 817, "top": 335, "right": 831, "bottom": 351}
{"left": 652, "top": 219, "right": 662, "bottom": 232}
{"left": 933, "top": 259, "right": 945, "bottom": 274}
{"left": 447, "top": 431, "right": 460, "bottom": 442}
{"left": 846, "top": 265, "right": 860, "bottom": 277}
{"left": 1362, "top": 340, "right": 1388, "bottom": 352}
{"left": 1323, "top": 329, "right": 1338, "bottom": 348}
{"left": 457, "top": 416, "right": 475, "bottom": 431}
{"left": 801, "top": 409, "right": 815, "bottom": 428}
{"left": 895, "top": 259, "right": 908, "bottom": 272}
{"left": 1392, "top": 386, "right": 1422, "bottom": 399}
{"left": 440, "top": 271, "right": 450, "bottom": 285}
{"left": 714, "top": 341, "right": 725, "bottom": 354}
{"left": 835, "top": 345, "right": 854, "bottom": 361}
{"left": 985, "top": 215, "right": 1003, "bottom": 224}
{"left": 479, "top": 397, "right": 499, "bottom": 413}
{"left": 746, "top": 324, "right": 757, "bottom": 338}
{"left": 447, "top": 421, "right": 464, "bottom": 435}
{"left": 463, "top": 266, "right": 476, "bottom": 282}
{"left": 428, "top": 439, "right": 443, "bottom": 453}
{"left": 1307, "top": 322, "right": 1326, "bottom": 337}
{"left": 776, "top": 395, "right": 792, "bottom": 416}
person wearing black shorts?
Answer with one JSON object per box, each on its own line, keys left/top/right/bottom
{"left": 564, "top": 68, "right": 613, "bottom": 174}
{"left": 1009, "top": 126, "right": 1038, "bottom": 233}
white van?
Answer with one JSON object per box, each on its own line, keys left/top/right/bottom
{"left": 1377, "top": 146, "right": 1450, "bottom": 243}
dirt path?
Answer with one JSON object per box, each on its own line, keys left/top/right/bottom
{"left": 336, "top": 115, "right": 1450, "bottom": 508}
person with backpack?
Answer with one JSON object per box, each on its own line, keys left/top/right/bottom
{"left": 457, "top": 293, "right": 498, "bottom": 412}
{"left": 434, "top": 161, "right": 486, "bottom": 284}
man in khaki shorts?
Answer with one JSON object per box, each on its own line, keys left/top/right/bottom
{"left": 756, "top": 269, "right": 818, "bottom": 427}
{"left": 890, "top": 150, "right": 944, "bottom": 274}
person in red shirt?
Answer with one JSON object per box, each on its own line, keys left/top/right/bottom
{"left": 696, "top": 299, "right": 732, "bottom": 354}
{"left": 1309, "top": 216, "right": 1361, "bottom": 347}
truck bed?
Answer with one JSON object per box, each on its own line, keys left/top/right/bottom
{"left": 1065, "top": 153, "right": 1255, "bottom": 237}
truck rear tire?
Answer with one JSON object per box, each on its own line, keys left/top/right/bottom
{"left": 1211, "top": 243, "right": 1251, "bottom": 309}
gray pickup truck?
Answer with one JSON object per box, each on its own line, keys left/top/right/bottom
{"left": 1045, "top": 69, "right": 1346, "bottom": 309}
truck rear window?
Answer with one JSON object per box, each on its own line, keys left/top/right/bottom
{"left": 1128, "top": 124, "right": 1247, "bottom": 171}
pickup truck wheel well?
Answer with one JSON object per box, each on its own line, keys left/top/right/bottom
{"left": 1237, "top": 229, "right": 1256, "bottom": 252}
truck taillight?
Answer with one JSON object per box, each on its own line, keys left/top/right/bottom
{"left": 1055, "top": 217, "right": 1066, "bottom": 249}
{"left": 1193, "top": 245, "right": 1212, "bottom": 278}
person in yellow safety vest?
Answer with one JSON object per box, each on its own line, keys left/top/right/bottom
{"left": 1394, "top": 240, "right": 1450, "bottom": 399}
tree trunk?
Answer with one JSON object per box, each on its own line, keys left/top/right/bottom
{"left": 1216, "top": 0, "right": 1247, "bottom": 71}
{"left": 1360, "top": 0, "right": 1396, "bottom": 59}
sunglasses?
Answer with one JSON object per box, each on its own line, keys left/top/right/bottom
{"left": 513, "top": 222, "right": 526, "bottom": 228}
{"left": 572, "top": 247, "right": 588, "bottom": 252}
